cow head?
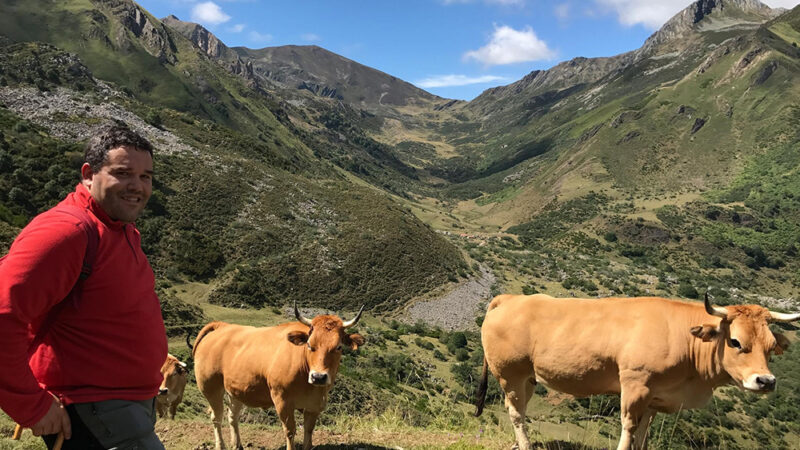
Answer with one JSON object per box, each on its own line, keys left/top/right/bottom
{"left": 287, "top": 303, "right": 366, "bottom": 386}
{"left": 691, "top": 294, "right": 799, "bottom": 392}
{"left": 158, "top": 353, "right": 189, "bottom": 398}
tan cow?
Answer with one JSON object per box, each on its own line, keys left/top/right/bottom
{"left": 475, "top": 293, "right": 798, "bottom": 450}
{"left": 193, "top": 304, "right": 365, "bottom": 450}
{"left": 156, "top": 353, "right": 189, "bottom": 419}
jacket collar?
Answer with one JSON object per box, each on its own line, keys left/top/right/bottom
{"left": 73, "top": 184, "right": 128, "bottom": 230}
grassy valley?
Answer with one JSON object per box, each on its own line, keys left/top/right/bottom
{"left": 1, "top": 0, "right": 800, "bottom": 448}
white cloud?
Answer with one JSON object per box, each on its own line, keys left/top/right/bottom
{"left": 416, "top": 74, "right": 507, "bottom": 88}
{"left": 228, "top": 24, "right": 246, "bottom": 33}
{"left": 442, "top": 0, "right": 525, "bottom": 5}
{"left": 554, "top": 3, "right": 570, "bottom": 20}
{"left": 463, "top": 25, "right": 555, "bottom": 66}
{"left": 249, "top": 30, "right": 273, "bottom": 43}
{"left": 593, "top": 0, "right": 685, "bottom": 29}
{"left": 301, "top": 33, "right": 321, "bottom": 42}
{"left": 762, "top": 0, "right": 800, "bottom": 7}
{"left": 594, "top": 0, "right": 800, "bottom": 30}
{"left": 190, "top": 2, "right": 231, "bottom": 25}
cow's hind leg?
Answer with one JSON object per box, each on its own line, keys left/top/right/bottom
{"left": 273, "top": 396, "right": 296, "bottom": 450}
{"left": 302, "top": 410, "right": 320, "bottom": 450}
{"left": 228, "top": 397, "right": 245, "bottom": 450}
{"left": 617, "top": 371, "right": 652, "bottom": 450}
{"left": 499, "top": 375, "right": 534, "bottom": 450}
{"left": 200, "top": 382, "right": 228, "bottom": 450}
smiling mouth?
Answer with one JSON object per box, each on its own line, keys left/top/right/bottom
{"left": 121, "top": 195, "right": 141, "bottom": 204}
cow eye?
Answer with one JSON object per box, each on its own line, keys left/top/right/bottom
{"left": 730, "top": 339, "right": 742, "bottom": 349}
{"left": 336, "top": 344, "right": 343, "bottom": 352}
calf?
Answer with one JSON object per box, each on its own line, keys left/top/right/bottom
{"left": 156, "top": 353, "right": 189, "bottom": 419}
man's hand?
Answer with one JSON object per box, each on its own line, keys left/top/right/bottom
{"left": 30, "top": 395, "right": 71, "bottom": 439}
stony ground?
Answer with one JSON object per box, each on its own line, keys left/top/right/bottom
{"left": 0, "top": 85, "right": 197, "bottom": 156}
{"left": 403, "top": 265, "right": 496, "bottom": 331}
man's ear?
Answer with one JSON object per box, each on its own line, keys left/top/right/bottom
{"left": 773, "top": 332, "right": 790, "bottom": 355}
{"left": 690, "top": 324, "right": 720, "bottom": 342}
{"left": 345, "top": 333, "right": 365, "bottom": 351}
{"left": 81, "top": 163, "right": 94, "bottom": 187}
{"left": 287, "top": 331, "right": 309, "bottom": 346}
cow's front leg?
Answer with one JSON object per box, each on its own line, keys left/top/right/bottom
{"left": 618, "top": 371, "right": 652, "bottom": 450}
{"left": 274, "top": 398, "right": 296, "bottom": 450}
{"left": 632, "top": 408, "right": 657, "bottom": 450}
{"left": 302, "top": 410, "right": 320, "bottom": 450}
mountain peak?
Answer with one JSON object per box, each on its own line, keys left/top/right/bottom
{"left": 641, "top": 0, "right": 778, "bottom": 54}
{"left": 162, "top": 15, "right": 227, "bottom": 58}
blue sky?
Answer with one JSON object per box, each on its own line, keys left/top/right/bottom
{"left": 136, "top": 0, "right": 800, "bottom": 100}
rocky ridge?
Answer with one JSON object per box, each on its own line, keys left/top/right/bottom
{"left": 0, "top": 85, "right": 197, "bottom": 156}
{"left": 104, "top": 0, "right": 177, "bottom": 64}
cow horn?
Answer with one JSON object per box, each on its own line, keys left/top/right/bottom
{"left": 342, "top": 305, "right": 365, "bottom": 329}
{"left": 769, "top": 310, "right": 800, "bottom": 323}
{"left": 704, "top": 293, "right": 728, "bottom": 319}
{"left": 294, "top": 301, "right": 313, "bottom": 327}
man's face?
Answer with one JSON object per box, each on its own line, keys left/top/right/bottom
{"left": 81, "top": 146, "right": 153, "bottom": 223}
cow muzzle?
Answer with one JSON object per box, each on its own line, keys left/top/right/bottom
{"left": 158, "top": 388, "right": 169, "bottom": 396}
{"left": 743, "top": 373, "right": 776, "bottom": 392}
{"left": 308, "top": 371, "right": 330, "bottom": 386}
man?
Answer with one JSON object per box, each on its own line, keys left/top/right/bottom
{"left": 0, "top": 123, "right": 168, "bottom": 449}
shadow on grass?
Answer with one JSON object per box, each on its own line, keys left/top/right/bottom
{"left": 313, "top": 445, "right": 394, "bottom": 450}
{"left": 538, "top": 440, "right": 608, "bottom": 450}
{"left": 260, "top": 445, "right": 394, "bottom": 450}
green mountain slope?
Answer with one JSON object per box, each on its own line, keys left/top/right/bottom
{"left": 0, "top": 0, "right": 466, "bottom": 313}
{"left": 2, "top": 0, "right": 800, "bottom": 448}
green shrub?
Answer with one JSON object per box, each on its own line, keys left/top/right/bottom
{"left": 677, "top": 282, "right": 699, "bottom": 299}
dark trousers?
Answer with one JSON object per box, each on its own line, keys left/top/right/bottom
{"left": 41, "top": 398, "right": 163, "bottom": 450}
{"left": 42, "top": 404, "right": 104, "bottom": 450}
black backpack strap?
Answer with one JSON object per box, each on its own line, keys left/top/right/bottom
{"left": 27, "top": 206, "right": 100, "bottom": 354}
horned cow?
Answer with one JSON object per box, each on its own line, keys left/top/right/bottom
{"left": 193, "top": 304, "right": 365, "bottom": 450}
{"left": 475, "top": 293, "right": 799, "bottom": 450}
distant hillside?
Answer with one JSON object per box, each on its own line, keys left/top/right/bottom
{"left": 0, "top": 0, "right": 467, "bottom": 313}
{"left": 162, "top": 15, "right": 440, "bottom": 111}
{"left": 2, "top": 0, "right": 800, "bottom": 448}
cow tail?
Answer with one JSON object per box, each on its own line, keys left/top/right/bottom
{"left": 192, "top": 321, "right": 225, "bottom": 358}
{"left": 474, "top": 356, "right": 489, "bottom": 417}
{"left": 185, "top": 328, "right": 195, "bottom": 352}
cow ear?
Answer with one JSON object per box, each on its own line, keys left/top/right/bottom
{"left": 690, "top": 324, "right": 719, "bottom": 342}
{"left": 346, "top": 333, "right": 365, "bottom": 351}
{"left": 287, "top": 331, "right": 309, "bottom": 346}
{"left": 773, "top": 332, "right": 790, "bottom": 355}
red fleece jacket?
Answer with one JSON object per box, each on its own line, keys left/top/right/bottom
{"left": 0, "top": 184, "right": 167, "bottom": 427}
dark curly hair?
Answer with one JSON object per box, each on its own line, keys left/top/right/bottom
{"left": 84, "top": 122, "right": 153, "bottom": 171}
